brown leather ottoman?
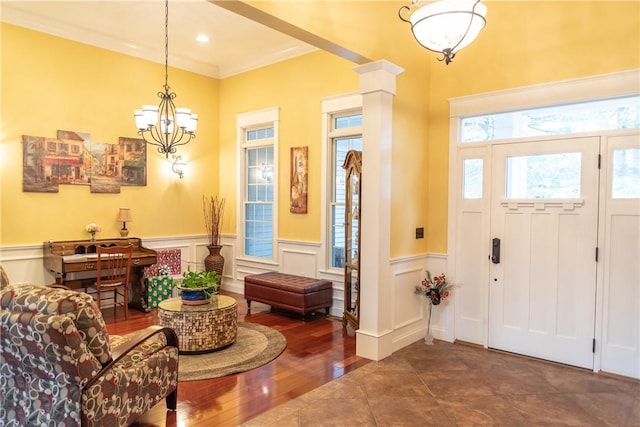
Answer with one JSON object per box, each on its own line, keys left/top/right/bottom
{"left": 244, "top": 272, "right": 333, "bottom": 316}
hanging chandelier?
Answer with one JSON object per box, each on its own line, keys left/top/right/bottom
{"left": 399, "top": 0, "right": 487, "bottom": 65}
{"left": 134, "top": 0, "right": 197, "bottom": 158}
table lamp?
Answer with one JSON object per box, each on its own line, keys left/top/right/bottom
{"left": 117, "top": 208, "right": 133, "bottom": 237}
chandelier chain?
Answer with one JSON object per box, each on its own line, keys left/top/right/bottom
{"left": 134, "top": 0, "right": 198, "bottom": 158}
{"left": 164, "top": 0, "right": 169, "bottom": 92}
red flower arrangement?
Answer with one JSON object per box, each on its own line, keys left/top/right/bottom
{"left": 415, "top": 271, "right": 454, "bottom": 306}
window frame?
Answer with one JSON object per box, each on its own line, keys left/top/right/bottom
{"left": 236, "top": 108, "right": 279, "bottom": 262}
{"left": 321, "top": 93, "right": 363, "bottom": 273}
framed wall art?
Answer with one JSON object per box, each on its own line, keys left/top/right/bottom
{"left": 22, "top": 130, "right": 146, "bottom": 194}
{"left": 290, "top": 146, "right": 308, "bottom": 213}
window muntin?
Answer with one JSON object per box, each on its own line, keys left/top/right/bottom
{"left": 247, "top": 146, "right": 274, "bottom": 201}
{"left": 244, "top": 127, "right": 274, "bottom": 259}
{"left": 335, "top": 114, "right": 362, "bottom": 129}
{"left": 505, "top": 152, "right": 581, "bottom": 199}
{"left": 331, "top": 130, "right": 362, "bottom": 269}
{"left": 612, "top": 147, "right": 640, "bottom": 199}
{"left": 245, "top": 201, "right": 273, "bottom": 258}
{"left": 247, "top": 128, "right": 274, "bottom": 141}
{"left": 461, "top": 96, "right": 640, "bottom": 143}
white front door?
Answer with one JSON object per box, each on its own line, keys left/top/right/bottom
{"left": 488, "top": 136, "right": 600, "bottom": 369}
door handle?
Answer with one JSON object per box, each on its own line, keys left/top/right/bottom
{"left": 491, "top": 238, "right": 501, "bottom": 264}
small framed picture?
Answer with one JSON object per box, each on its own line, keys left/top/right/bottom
{"left": 290, "top": 146, "right": 308, "bottom": 213}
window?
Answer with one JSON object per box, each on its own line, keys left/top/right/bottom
{"left": 330, "top": 113, "right": 362, "bottom": 269}
{"left": 505, "top": 152, "right": 581, "bottom": 199}
{"left": 51, "top": 164, "right": 71, "bottom": 177}
{"left": 245, "top": 144, "right": 274, "bottom": 258}
{"left": 612, "top": 148, "right": 640, "bottom": 199}
{"left": 247, "top": 128, "right": 274, "bottom": 140}
{"left": 237, "top": 108, "right": 278, "bottom": 261}
{"left": 463, "top": 158, "right": 483, "bottom": 199}
{"left": 461, "top": 95, "right": 640, "bottom": 143}
{"left": 322, "top": 94, "right": 363, "bottom": 271}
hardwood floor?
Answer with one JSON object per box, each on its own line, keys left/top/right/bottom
{"left": 103, "top": 291, "right": 369, "bottom": 427}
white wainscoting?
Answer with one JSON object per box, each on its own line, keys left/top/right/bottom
{"left": 0, "top": 235, "right": 450, "bottom": 358}
{"left": 0, "top": 243, "right": 52, "bottom": 285}
{"left": 0, "top": 236, "right": 215, "bottom": 287}
{"left": 233, "top": 239, "right": 346, "bottom": 317}
{"left": 279, "top": 240, "right": 318, "bottom": 278}
{"left": 388, "top": 253, "right": 452, "bottom": 352}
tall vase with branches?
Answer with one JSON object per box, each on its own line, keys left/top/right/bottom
{"left": 203, "top": 195, "right": 226, "bottom": 280}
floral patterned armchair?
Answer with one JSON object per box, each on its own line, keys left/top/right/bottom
{"left": 0, "top": 283, "right": 179, "bottom": 426}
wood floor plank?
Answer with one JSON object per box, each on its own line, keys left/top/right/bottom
{"left": 103, "top": 291, "right": 367, "bottom": 427}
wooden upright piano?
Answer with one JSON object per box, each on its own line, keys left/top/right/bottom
{"left": 43, "top": 237, "right": 157, "bottom": 312}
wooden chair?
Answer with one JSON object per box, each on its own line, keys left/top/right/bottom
{"left": 87, "top": 244, "right": 133, "bottom": 319}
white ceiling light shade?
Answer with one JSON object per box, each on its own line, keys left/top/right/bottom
{"left": 399, "top": 0, "right": 487, "bottom": 64}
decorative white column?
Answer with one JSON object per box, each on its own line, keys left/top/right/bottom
{"left": 353, "top": 60, "right": 404, "bottom": 361}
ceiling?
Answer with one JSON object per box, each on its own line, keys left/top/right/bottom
{"left": 0, "top": 0, "right": 318, "bottom": 79}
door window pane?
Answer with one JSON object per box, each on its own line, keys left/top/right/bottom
{"left": 505, "top": 152, "right": 581, "bottom": 199}
{"left": 612, "top": 148, "right": 640, "bottom": 199}
{"left": 463, "top": 158, "right": 483, "bottom": 199}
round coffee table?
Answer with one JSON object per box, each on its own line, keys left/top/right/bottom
{"left": 158, "top": 295, "right": 238, "bottom": 354}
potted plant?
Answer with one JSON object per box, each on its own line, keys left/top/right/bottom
{"left": 177, "top": 269, "right": 221, "bottom": 305}
{"left": 414, "top": 270, "right": 455, "bottom": 345}
{"left": 203, "top": 195, "right": 226, "bottom": 280}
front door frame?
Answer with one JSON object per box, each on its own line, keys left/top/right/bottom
{"left": 447, "top": 70, "right": 640, "bottom": 374}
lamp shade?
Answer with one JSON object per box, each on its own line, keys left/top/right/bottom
{"left": 401, "top": 0, "right": 487, "bottom": 64}
{"left": 141, "top": 105, "right": 159, "bottom": 128}
{"left": 117, "top": 208, "right": 133, "bottom": 223}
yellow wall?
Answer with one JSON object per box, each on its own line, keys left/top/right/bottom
{"left": 219, "top": 50, "right": 432, "bottom": 255}
{"left": 1, "top": 1, "right": 638, "bottom": 258}
{"left": 425, "top": 0, "right": 640, "bottom": 251}
{"left": 0, "top": 23, "right": 220, "bottom": 245}
{"left": 219, "top": 51, "right": 359, "bottom": 242}
{"left": 250, "top": 0, "right": 639, "bottom": 253}
{"left": 248, "top": 1, "right": 433, "bottom": 256}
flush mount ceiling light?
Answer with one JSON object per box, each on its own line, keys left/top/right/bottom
{"left": 134, "top": 0, "right": 198, "bottom": 158}
{"left": 399, "top": 0, "right": 487, "bottom": 65}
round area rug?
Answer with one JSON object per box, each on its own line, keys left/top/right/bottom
{"left": 178, "top": 322, "right": 287, "bottom": 381}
